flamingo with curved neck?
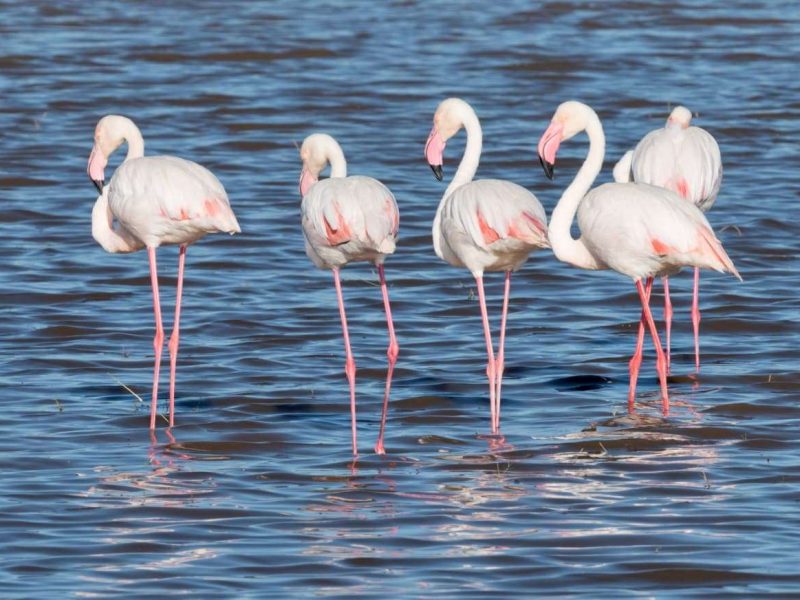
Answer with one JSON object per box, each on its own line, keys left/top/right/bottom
{"left": 538, "top": 101, "right": 739, "bottom": 414}
{"left": 87, "top": 115, "right": 240, "bottom": 429}
{"left": 426, "top": 98, "right": 549, "bottom": 433}
{"left": 299, "top": 133, "right": 400, "bottom": 457}
{"left": 613, "top": 105, "right": 723, "bottom": 373}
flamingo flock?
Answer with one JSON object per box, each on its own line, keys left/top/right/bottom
{"left": 87, "top": 100, "right": 740, "bottom": 456}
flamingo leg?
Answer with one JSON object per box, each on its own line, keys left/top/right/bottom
{"left": 628, "top": 277, "right": 653, "bottom": 411}
{"left": 636, "top": 279, "right": 670, "bottom": 414}
{"left": 147, "top": 247, "right": 165, "bottom": 429}
{"left": 692, "top": 267, "right": 701, "bottom": 372}
{"left": 475, "top": 274, "right": 497, "bottom": 434}
{"left": 662, "top": 275, "right": 673, "bottom": 374}
{"left": 374, "top": 264, "right": 398, "bottom": 456}
{"left": 167, "top": 243, "right": 186, "bottom": 428}
{"left": 333, "top": 268, "right": 358, "bottom": 456}
{"left": 494, "top": 271, "right": 511, "bottom": 432}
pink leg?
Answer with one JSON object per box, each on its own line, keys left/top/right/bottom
{"left": 628, "top": 277, "right": 653, "bottom": 411}
{"left": 692, "top": 267, "right": 701, "bottom": 372}
{"left": 167, "top": 244, "right": 187, "bottom": 428}
{"left": 374, "top": 264, "right": 398, "bottom": 455}
{"left": 475, "top": 274, "right": 497, "bottom": 434}
{"left": 636, "top": 279, "right": 670, "bottom": 414}
{"left": 332, "top": 268, "right": 358, "bottom": 456}
{"left": 147, "top": 247, "right": 165, "bottom": 429}
{"left": 662, "top": 275, "right": 673, "bottom": 374}
{"left": 494, "top": 271, "right": 511, "bottom": 432}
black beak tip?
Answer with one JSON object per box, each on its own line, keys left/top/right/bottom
{"left": 539, "top": 155, "right": 555, "bottom": 181}
{"left": 91, "top": 179, "right": 104, "bottom": 193}
{"left": 430, "top": 164, "right": 443, "bottom": 181}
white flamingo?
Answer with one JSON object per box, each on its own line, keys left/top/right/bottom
{"left": 613, "top": 106, "right": 722, "bottom": 372}
{"left": 299, "top": 133, "right": 399, "bottom": 457}
{"left": 87, "top": 115, "right": 240, "bottom": 429}
{"left": 537, "top": 101, "right": 739, "bottom": 413}
{"left": 425, "top": 98, "right": 549, "bottom": 433}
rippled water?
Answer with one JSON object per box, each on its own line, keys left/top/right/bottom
{"left": 2, "top": 1, "right": 799, "bottom": 596}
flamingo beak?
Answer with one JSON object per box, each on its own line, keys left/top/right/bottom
{"left": 87, "top": 144, "right": 108, "bottom": 194}
{"left": 537, "top": 121, "right": 563, "bottom": 181}
{"left": 424, "top": 127, "right": 446, "bottom": 182}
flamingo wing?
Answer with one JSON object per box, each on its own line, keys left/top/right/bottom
{"left": 109, "top": 156, "right": 239, "bottom": 245}
{"left": 632, "top": 126, "right": 722, "bottom": 210}
{"left": 444, "top": 179, "right": 548, "bottom": 250}
{"left": 301, "top": 176, "right": 398, "bottom": 253}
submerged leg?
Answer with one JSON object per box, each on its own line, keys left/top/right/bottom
{"left": 494, "top": 271, "right": 512, "bottom": 432}
{"left": 475, "top": 274, "right": 497, "bottom": 434}
{"left": 167, "top": 244, "right": 187, "bottom": 428}
{"left": 333, "top": 268, "right": 358, "bottom": 456}
{"left": 636, "top": 279, "right": 670, "bottom": 414}
{"left": 147, "top": 247, "right": 165, "bottom": 429}
{"left": 662, "top": 275, "right": 673, "bottom": 374}
{"left": 374, "top": 264, "right": 399, "bottom": 455}
{"left": 628, "top": 277, "right": 653, "bottom": 411}
{"left": 692, "top": 267, "right": 701, "bottom": 373}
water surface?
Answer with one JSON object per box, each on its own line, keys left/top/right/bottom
{"left": 1, "top": 1, "right": 799, "bottom": 597}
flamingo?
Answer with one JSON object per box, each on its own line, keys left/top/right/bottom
{"left": 87, "top": 115, "right": 240, "bottom": 429}
{"left": 537, "top": 101, "right": 739, "bottom": 413}
{"left": 299, "top": 133, "right": 399, "bottom": 457}
{"left": 424, "top": 98, "right": 549, "bottom": 433}
{"left": 613, "top": 106, "right": 722, "bottom": 372}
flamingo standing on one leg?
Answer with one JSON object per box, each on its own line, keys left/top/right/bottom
{"left": 299, "top": 133, "right": 399, "bottom": 457}
{"left": 424, "top": 98, "right": 549, "bottom": 433}
{"left": 613, "top": 106, "right": 722, "bottom": 373}
{"left": 537, "top": 101, "right": 739, "bottom": 414}
{"left": 87, "top": 115, "right": 240, "bottom": 429}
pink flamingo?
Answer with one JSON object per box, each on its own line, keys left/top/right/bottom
{"left": 299, "top": 133, "right": 399, "bottom": 457}
{"left": 425, "top": 98, "right": 549, "bottom": 433}
{"left": 537, "top": 101, "right": 739, "bottom": 414}
{"left": 87, "top": 115, "right": 240, "bottom": 429}
{"left": 613, "top": 106, "right": 722, "bottom": 372}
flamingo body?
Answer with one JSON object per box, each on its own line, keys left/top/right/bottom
{"left": 108, "top": 156, "right": 239, "bottom": 248}
{"left": 302, "top": 175, "right": 398, "bottom": 269}
{"left": 435, "top": 178, "right": 548, "bottom": 275}
{"left": 578, "top": 181, "right": 734, "bottom": 280}
{"left": 630, "top": 112, "right": 721, "bottom": 211}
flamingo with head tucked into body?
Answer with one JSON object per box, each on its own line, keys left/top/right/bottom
{"left": 87, "top": 115, "right": 240, "bottom": 429}
{"left": 613, "top": 106, "right": 722, "bottom": 373}
{"left": 425, "top": 98, "right": 549, "bottom": 433}
{"left": 299, "top": 133, "right": 399, "bottom": 457}
{"left": 537, "top": 101, "right": 739, "bottom": 413}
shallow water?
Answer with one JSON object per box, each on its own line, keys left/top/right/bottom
{"left": 1, "top": 1, "right": 799, "bottom": 597}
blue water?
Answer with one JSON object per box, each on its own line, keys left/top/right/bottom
{"left": 1, "top": 1, "right": 799, "bottom": 597}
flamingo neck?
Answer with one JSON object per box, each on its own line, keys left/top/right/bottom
{"left": 548, "top": 113, "right": 605, "bottom": 270}
{"left": 120, "top": 120, "right": 144, "bottom": 162}
{"left": 92, "top": 190, "right": 143, "bottom": 253}
{"left": 443, "top": 109, "right": 482, "bottom": 200}
{"left": 327, "top": 144, "right": 347, "bottom": 178}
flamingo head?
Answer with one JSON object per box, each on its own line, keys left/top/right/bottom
{"left": 537, "top": 101, "right": 592, "bottom": 180}
{"left": 299, "top": 133, "right": 345, "bottom": 197}
{"left": 666, "top": 105, "right": 692, "bottom": 129}
{"left": 425, "top": 98, "right": 471, "bottom": 181}
{"left": 87, "top": 115, "right": 138, "bottom": 194}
